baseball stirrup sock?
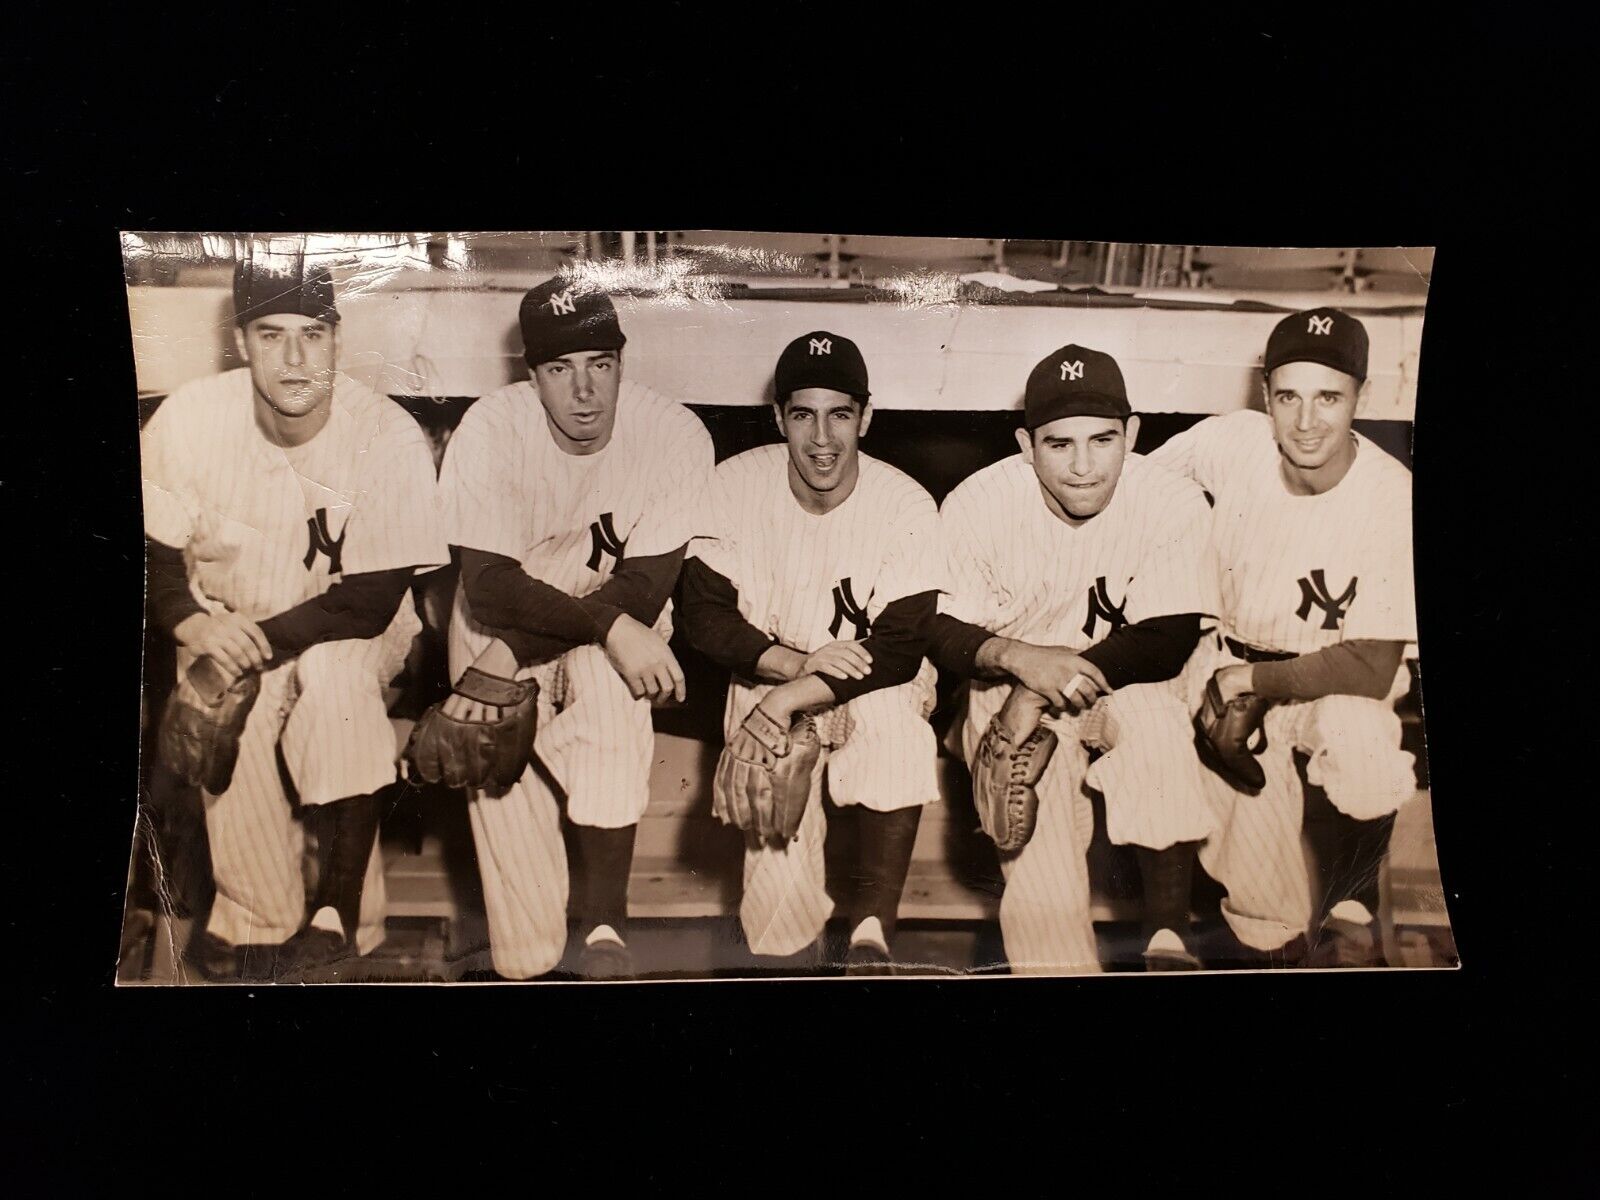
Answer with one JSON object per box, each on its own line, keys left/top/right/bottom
{"left": 1136, "top": 841, "right": 1200, "bottom": 941}
{"left": 307, "top": 791, "right": 381, "bottom": 941}
{"left": 853, "top": 807, "right": 922, "bottom": 940}
{"left": 1326, "top": 810, "right": 1397, "bottom": 919}
{"left": 575, "top": 823, "right": 638, "bottom": 937}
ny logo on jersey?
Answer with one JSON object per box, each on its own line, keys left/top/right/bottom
{"left": 1308, "top": 315, "right": 1333, "bottom": 336}
{"left": 548, "top": 288, "right": 577, "bottom": 316}
{"left": 1081, "top": 575, "right": 1128, "bottom": 639}
{"left": 587, "top": 512, "right": 626, "bottom": 572}
{"left": 829, "top": 577, "right": 871, "bottom": 639}
{"left": 1060, "top": 359, "right": 1085, "bottom": 381}
{"left": 303, "top": 507, "right": 346, "bottom": 574}
{"left": 1295, "top": 569, "right": 1358, "bottom": 630}
{"left": 809, "top": 337, "right": 832, "bottom": 356}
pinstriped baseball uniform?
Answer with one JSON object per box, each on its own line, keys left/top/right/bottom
{"left": 1151, "top": 410, "right": 1418, "bottom": 951}
{"left": 693, "top": 446, "right": 943, "bottom": 957}
{"left": 438, "top": 378, "right": 714, "bottom": 979}
{"left": 941, "top": 452, "right": 1220, "bottom": 974}
{"left": 141, "top": 368, "right": 447, "bottom": 952}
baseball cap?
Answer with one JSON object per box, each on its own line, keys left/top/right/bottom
{"left": 1023, "top": 344, "right": 1131, "bottom": 429}
{"left": 233, "top": 256, "right": 340, "bottom": 327}
{"left": 774, "top": 331, "right": 870, "bottom": 402}
{"left": 1264, "top": 307, "right": 1369, "bottom": 382}
{"left": 519, "top": 277, "right": 628, "bottom": 368}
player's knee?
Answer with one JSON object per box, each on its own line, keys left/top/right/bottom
{"left": 295, "top": 640, "right": 375, "bottom": 696}
{"left": 1304, "top": 696, "right": 1414, "bottom": 818}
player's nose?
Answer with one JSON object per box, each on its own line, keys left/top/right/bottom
{"left": 1295, "top": 400, "right": 1316, "bottom": 430}
{"left": 284, "top": 334, "right": 305, "bottom": 366}
{"left": 572, "top": 367, "right": 594, "bottom": 400}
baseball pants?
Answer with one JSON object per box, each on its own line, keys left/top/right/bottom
{"left": 1183, "top": 633, "right": 1417, "bottom": 952}
{"left": 464, "top": 643, "right": 656, "bottom": 980}
{"left": 185, "top": 600, "right": 418, "bottom": 953}
{"left": 725, "top": 665, "right": 940, "bottom": 958}
{"left": 961, "top": 678, "right": 1216, "bottom": 976}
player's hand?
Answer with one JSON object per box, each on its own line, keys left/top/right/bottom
{"left": 440, "top": 641, "right": 530, "bottom": 723}
{"left": 173, "top": 610, "right": 272, "bottom": 679}
{"left": 603, "top": 614, "right": 687, "bottom": 705}
{"left": 801, "top": 640, "right": 872, "bottom": 681}
{"left": 1214, "top": 663, "right": 1255, "bottom": 704}
{"left": 1001, "top": 644, "right": 1111, "bottom": 713}
{"left": 995, "top": 684, "right": 1052, "bottom": 741}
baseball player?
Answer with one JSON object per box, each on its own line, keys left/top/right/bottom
{"left": 677, "top": 331, "right": 944, "bottom": 975}
{"left": 930, "top": 344, "right": 1220, "bottom": 974}
{"left": 435, "top": 278, "right": 714, "bottom": 981}
{"left": 141, "top": 252, "right": 448, "bottom": 981}
{"left": 1151, "top": 307, "right": 1418, "bottom": 968}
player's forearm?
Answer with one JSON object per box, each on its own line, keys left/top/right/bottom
{"left": 759, "top": 674, "right": 838, "bottom": 723}
{"left": 459, "top": 547, "right": 603, "bottom": 644}
{"left": 821, "top": 591, "right": 936, "bottom": 704}
{"left": 576, "top": 547, "right": 685, "bottom": 636}
{"left": 256, "top": 568, "right": 413, "bottom": 660}
{"left": 1249, "top": 639, "right": 1405, "bottom": 702}
{"left": 677, "top": 556, "right": 781, "bottom": 680}
{"left": 927, "top": 612, "right": 998, "bottom": 680}
{"left": 146, "top": 536, "right": 206, "bottom": 635}
{"left": 1079, "top": 614, "right": 1203, "bottom": 689}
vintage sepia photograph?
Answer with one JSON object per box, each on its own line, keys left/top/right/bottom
{"left": 116, "top": 230, "right": 1449, "bottom": 984}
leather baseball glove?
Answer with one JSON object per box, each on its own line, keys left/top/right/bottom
{"left": 971, "top": 685, "right": 1058, "bottom": 854}
{"left": 405, "top": 667, "right": 539, "bottom": 791}
{"left": 1192, "top": 671, "right": 1272, "bottom": 795}
{"left": 158, "top": 655, "right": 261, "bottom": 794}
{"left": 713, "top": 705, "right": 821, "bottom": 847}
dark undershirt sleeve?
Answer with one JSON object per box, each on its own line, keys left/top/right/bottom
{"left": 459, "top": 547, "right": 603, "bottom": 645}
{"left": 677, "top": 556, "right": 779, "bottom": 681}
{"left": 146, "top": 536, "right": 204, "bottom": 635}
{"left": 256, "top": 569, "right": 414, "bottom": 661}
{"left": 495, "top": 548, "right": 686, "bottom": 669}
{"left": 1251, "top": 639, "right": 1406, "bottom": 703}
{"left": 1079, "top": 613, "right": 1204, "bottom": 689}
{"left": 926, "top": 612, "right": 994, "bottom": 682}
{"left": 821, "top": 591, "right": 937, "bottom": 705}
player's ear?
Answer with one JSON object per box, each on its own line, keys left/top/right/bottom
{"left": 858, "top": 400, "right": 873, "bottom": 438}
{"left": 772, "top": 399, "right": 786, "bottom": 437}
{"left": 1014, "top": 425, "right": 1034, "bottom": 463}
{"left": 1124, "top": 414, "right": 1141, "bottom": 453}
{"left": 232, "top": 326, "right": 248, "bottom": 362}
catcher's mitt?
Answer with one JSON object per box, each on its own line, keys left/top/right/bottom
{"left": 158, "top": 656, "right": 261, "bottom": 794}
{"left": 713, "top": 705, "right": 821, "bottom": 847}
{"left": 405, "top": 667, "right": 539, "bottom": 791}
{"left": 971, "top": 686, "right": 1058, "bottom": 853}
{"left": 1192, "top": 672, "right": 1271, "bottom": 795}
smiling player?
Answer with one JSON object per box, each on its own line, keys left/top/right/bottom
{"left": 678, "top": 331, "right": 943, "bottom": 975}
{"left": 1152, "top": 307, "right": 1418, "bottom": 967}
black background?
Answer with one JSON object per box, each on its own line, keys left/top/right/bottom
{"left": 7, "top": 5, "right": 1583, "bottom": 1182}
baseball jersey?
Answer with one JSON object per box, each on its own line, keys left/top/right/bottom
{"left": 140, "top": 369, "right": 448, "bottom": 620}
{"left": 1148, "top": 409, "right": 1416, "bottom": 653}
{"left": 440, "top": 378, "right": 714, "bottom": 604}
{"left": 692, "top": 447, "right": 943, "bottom": 652}
{"left": 939, "top": 452, "right": 1216, "bottom": 650}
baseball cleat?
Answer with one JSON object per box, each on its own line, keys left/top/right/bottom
{"left": 183, "top": 928, "right": 242, "bottom": 983}
{"left": 844, "top": 940, "right": 896, "bottom": 976}
{"left": 1141, "top": 928, "right": 1202, "bottom": 972}
{"left": 577, "top": 927, "right": 636, "bottom": 981}
{"left": 1304, "top": 913, "right": 1386, "bottom": 969}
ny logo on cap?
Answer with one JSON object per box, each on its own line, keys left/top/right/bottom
{"left": 548, "top": 288, "right": 577, "bottom": 317}
{"left": 1060, "top": 359, "right": 1084, "bottom": 382}
{"left": 809, "top": 337, "right": 832, "bottom": 356}
{"left": 1308, "top": 315, "right": 1333, "bottom": 336}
